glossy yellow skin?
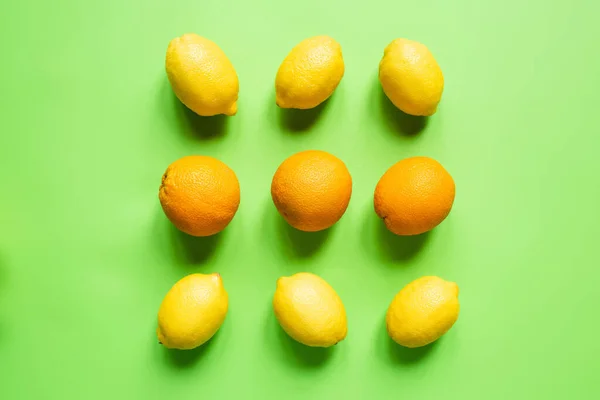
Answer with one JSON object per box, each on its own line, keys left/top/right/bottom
{"left": 386, "top": 276, "right": 459, "bottom": 348}
{"left": 273, "top": 273, "right": 347, "bottom": 347}
{"left": 275, "top": 36, "right": 344, "bottom": 109}
{"left": 379, "top": 38, "right": 444, "bottom": 116}
{"left": 157, "top": 273, "right": 228, "bottom": 350}
{"left": 166, "top": 33, "right": 239, "bottom": 116}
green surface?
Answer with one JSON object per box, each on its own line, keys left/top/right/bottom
{"left": 1, "top": 1, "right": 599, "bottom": 398}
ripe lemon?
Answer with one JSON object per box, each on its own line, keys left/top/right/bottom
{"left": 157, "top": 273, "right": 228, "bottom": 350}
{"left": 386, "top": 276, "right": 459, "bottom": 348}
{"left": 166, "top": 33, "right": 239, "bottom": 116}
{"left": 379, "top": 38, "right": 444, "bottom": 116}
{"left": 271, "top": 150, "right": 352, "bottom": 232}
{"left": 374, "top": 156, "right": 455, "bottom": 235}
{"left": 273, "top": 272, "right": 347, "bottom": 347}
{"left": 275, "top": 36, "right": 344, "bottom": 109}
{"left": 159, "top": 155, "right": 240, "bottom": 237}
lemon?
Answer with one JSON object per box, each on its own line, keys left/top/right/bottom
{"left": 386, "top": 276, "right": 459, "bottom": 348}
{"left": 275, "top": 36, "right": 344, "bottom": 109}
{"left": 157, "top": 273, "right": 228, "bottom": 350}
{"left": 273, "top": 272, "right": 347, "bottom": 347}
{"left": 379, "top": 38, "right": 444, "bottom": 116}
{"left": 166, "top": 33, "right": 239, "bottom": 116}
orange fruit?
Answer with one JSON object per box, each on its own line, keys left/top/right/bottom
{"left": 159, "top": 156, "right": 240, "bottom": 236}
{"left": 374, "top": 156, "right": 455, "bottom": 235}
{"left": 271, "top": 150, "right": 352, "bottom": 232}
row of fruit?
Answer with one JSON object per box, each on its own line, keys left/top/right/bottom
{"left": 167, "top": 34, "right": 444, "bottom": 117}
{"left": 159, "top": 152, "right": 455, "bottom": 237}
{"left": 157, "top": 272, "right": 459, "bottom": 350}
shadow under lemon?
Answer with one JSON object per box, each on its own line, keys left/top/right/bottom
{"left": 375, "top": 79, "right": 428, "bottom": 136}
{"left": 266, "top": 306, "right": 333, "bottom": 368}
{"left": 387, "top": 335, "right": 439, "bottom": 364}
{"left": 163, "top": 334, "right": 218, "bottom": 368}
{"left": 276, "top": 98, "right": 331, "bottom": 133}
{"left": 154, "top": 325, "right": 226, "bottom": 369}
{"left": 169, "top": 82, "right": 229, "bottom": 140}
{"left": 377, "top": 315, "right": 439, "bottom": 365}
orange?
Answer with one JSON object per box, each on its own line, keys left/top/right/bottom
{"left": 159, "top": 156, "right": 240, "bottom": 236}
{"left": 374, "top": 156, "right": 455, "bottom": 235}
{"left": 271, "top": 150, "right": 352, "bottom": 232}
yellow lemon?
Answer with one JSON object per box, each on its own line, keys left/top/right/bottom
{"left": 379, "top": 38, "right": 444, "bottom": 116}
{"left": 273, "top": 272, "right": 347, "bottom": 347}
{"left": 157, "top": 273, "right": 228, "bottom": 350}
{"left": 275, "top": 36, "right": 344, "bottom": 109}
{"left": 166, "top": 33, "right": 239, "bottom": 116}
{"left": 386, "top": 276, "right": 459, "bottom": 348}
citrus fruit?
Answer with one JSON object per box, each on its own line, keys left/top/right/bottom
{"left": 374, "top": 156, "right": 455, "bottom": 235}
{"left": 276, "top": 36, "right": 344, "bottom": 109}
{"left": 273, "top": 272, "right": 347, "bottom": 347}
{"left": 379, "top": 38, "right": 444, "bottom": 116}
{"left": 159, "top": 155, "right": 240, "bottom": 236}
{"left": 166, "top": 33, "right": 239, "bottom": 116}
{"left": 271, "top": 150, "right": 352, "bottom": 232}
{"left": 386, "top": 276, "right": 459, "bottom": 348}
{"left": 157, "top": 273, "right": 228, "bottom": 350}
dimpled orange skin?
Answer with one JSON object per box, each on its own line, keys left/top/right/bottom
{"left": 374, "top": 156, "right": 455, "bottom": 236}
{"left": 271, "top": 150, "right": 352, "bottom": 232}
{"left": 159, "top": 156, "right": 240, "bottom": 237}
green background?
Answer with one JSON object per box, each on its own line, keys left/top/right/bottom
{"left": 2, "top": 0, "right": 599, "bottom": 398}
